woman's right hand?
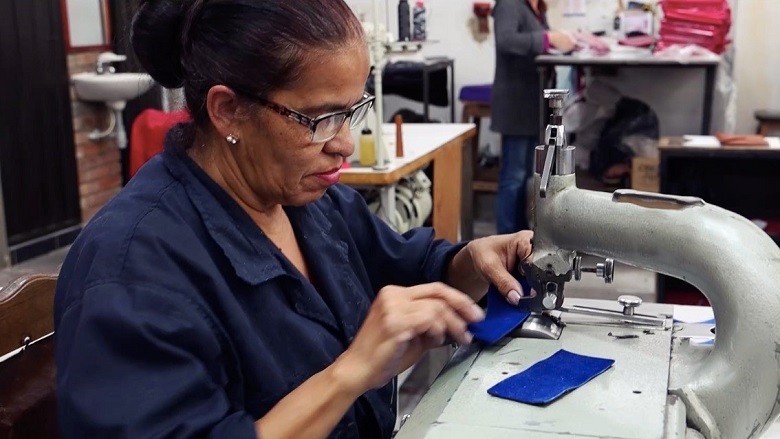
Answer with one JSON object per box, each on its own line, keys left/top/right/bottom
{"left": 548, "top": 30, "right": 577, "bottom": 53}
{"left": 334, "top": 282, "right": 485, "bottom": 393}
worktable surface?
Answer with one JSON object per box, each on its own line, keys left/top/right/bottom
{"left": 659, "top": 135, "right": 780, "bottom": 152}
{"left": 340, "top": 123, "right": 475, "bottom": 186}
{"left": 536, "top": 52, "right": 720, "bottom": 67}
{"left": 396, "top": 299, "right": 780, "bottom": 437}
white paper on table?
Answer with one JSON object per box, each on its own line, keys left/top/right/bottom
{"left": 689, "top": 337, "right": 715, "bottom": 346}
{"left": 683, "top": 135, "right": 721, "bottom": 148}
{"left": 563, "top": 0, "right": 586, "bottom": 16}
{"left": 673, "top": 305, "right": 714, "bottom": 324}
{"left": 674, "top": 305, "right": 715, "bottom": 346}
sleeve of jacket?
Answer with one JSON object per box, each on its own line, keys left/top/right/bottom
{"left": 55, "top": 281, "right": 257, "bottom": 439}
{"left": 493, "top": 0, "right": 546, "bottom": 56}
{"left": 326, "top": 184, "right": 467, "bottom": 291}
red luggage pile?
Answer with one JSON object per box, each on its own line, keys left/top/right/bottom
{"left": 657, "top": 0, "right": 731, "bottom": 54}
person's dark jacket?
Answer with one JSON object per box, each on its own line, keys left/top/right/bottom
{"left": 54, "top": 126, "right": 463, "bottom": 439}
{"left": 491, "top": 0, "right": 549, "bottom": 137}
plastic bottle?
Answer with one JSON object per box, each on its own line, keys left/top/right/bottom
{"left": 412, "top": 1, "right": 426, "bottom": 41}
{"left": 359, "top": 127, "right": 376, "bottom": 166}
{"left": 398, "top": 0, "right": 411, "bottom": 42}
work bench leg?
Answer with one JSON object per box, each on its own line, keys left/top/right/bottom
{"left": 432, "top": 139, "right": 464, "bottom": 242}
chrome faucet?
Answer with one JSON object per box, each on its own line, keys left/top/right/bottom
{"left": 95, "top": 52, "right": 127, "bottom": 75}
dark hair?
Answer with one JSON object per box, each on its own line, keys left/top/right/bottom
{"left": 131, "top": 0, "right": 365, "bottom": 127}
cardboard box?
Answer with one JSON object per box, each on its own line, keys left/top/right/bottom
{"left": 631, "top": 156, "right": 660, "bottom": 192}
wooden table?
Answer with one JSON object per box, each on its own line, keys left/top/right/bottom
{"left": 340, "top": 123, "right": 476, "bottom": 242}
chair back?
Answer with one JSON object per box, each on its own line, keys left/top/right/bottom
{"left": 0, "top": 274, "right": 61, "bottom": 439}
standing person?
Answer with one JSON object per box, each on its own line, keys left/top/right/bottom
{"left": 53, "top": 1, "right": 536, "bottom": 438}
{"left": 491, "top": 0, "right": 576, "bottom": 233}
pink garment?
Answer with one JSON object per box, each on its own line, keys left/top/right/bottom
{"left": 619, "top": 35, "right": 657, "bottom": 48}
{"left": 543, "top": 32, "right": 550, "bottom": 53}
{"left": 572, "top": 32, "right": 610, "bottom": 55}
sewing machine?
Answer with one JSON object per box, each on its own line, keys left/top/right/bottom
{"left": 395, "top": 90, "right": 780, "bottom": 438}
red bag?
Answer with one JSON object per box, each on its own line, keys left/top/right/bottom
{"left": 129, "top": 109, "right": 191, "bottom": 178}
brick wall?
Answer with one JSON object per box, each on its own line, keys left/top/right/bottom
{"left": 67, "top": 51, "right": 123, "bottom": 222}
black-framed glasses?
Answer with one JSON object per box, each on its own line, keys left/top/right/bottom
{"left": 235, "top": 89, "right": 375, "bottom": 143}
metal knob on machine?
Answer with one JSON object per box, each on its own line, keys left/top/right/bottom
{"left": 573, "top": 256, "right": 615, "bottom": 283}
{"left": 618, "top": 295, "right": 643, "bottom": 316}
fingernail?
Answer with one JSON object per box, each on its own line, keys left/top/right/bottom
{"left": 507, "top": 289, "right": 521, "bottom": 305}
{"left": 471, "top": 304, "right": 486, "bottom": 320}
{"left": 464, "top": 331, "right": 474, "bottom": 345}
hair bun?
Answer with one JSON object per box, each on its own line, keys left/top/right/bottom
{"left": 131, "top": 0, "right": 189, "bottom": 88}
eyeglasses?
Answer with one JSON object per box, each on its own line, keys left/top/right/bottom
{"left": 235, "top": 89, "right": 375, "bottom": 143}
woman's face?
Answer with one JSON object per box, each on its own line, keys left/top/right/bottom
{"left": 232, "top": 43, "right": 371, "bottom": 207}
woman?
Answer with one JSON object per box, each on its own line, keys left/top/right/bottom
{"left": 491, "top": 0, "right": 576, "bottom": 233}
{"left": 54, "top": 1, "right": 534, "bottom": 438}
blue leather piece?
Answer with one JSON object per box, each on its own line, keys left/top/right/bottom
{"left": 468, "top": 280, "right": 531, "bottom": 345}
{"left": 488, "top": 349, "right": 615, "bottom": 405}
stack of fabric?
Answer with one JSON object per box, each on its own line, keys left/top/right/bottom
{"left": 657, "top": 0, "right": 731, "bottom": 54}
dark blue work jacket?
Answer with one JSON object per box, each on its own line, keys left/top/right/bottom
{"left": 54, "top": 128, "right": 463, "bottom": 439}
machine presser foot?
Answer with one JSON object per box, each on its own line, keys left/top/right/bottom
{"left": 510, "top": 313, "right": 565, "bottom": 340}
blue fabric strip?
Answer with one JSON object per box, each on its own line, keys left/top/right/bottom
{"left": 468, "top": 282, "right": 531, "bottom": 345}
{"left": 488, "top": 349, "right": 615, "bottom": 405}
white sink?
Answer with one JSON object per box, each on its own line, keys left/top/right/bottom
{"left": 72, "top": 72, "right": 155, "bottom": 110}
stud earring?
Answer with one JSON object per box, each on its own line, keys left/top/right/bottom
{"left": 226, "top": 134, "right": 239, "bottom": 145}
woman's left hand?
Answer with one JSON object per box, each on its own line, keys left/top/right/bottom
{"left": 458, "top": 231, "right": 535, "bottom": 305}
